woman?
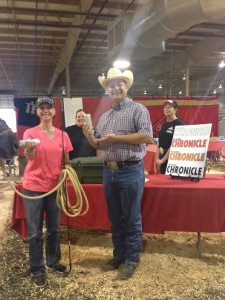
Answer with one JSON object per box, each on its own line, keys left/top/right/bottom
{"left": 156, "top": 100, "right": 184, "bottom": 174}
{"left": 64, "top": 109, "right": 96, "bottom": 159}
{"left": 22, "top": 96, "right": 73, "bottom": 287}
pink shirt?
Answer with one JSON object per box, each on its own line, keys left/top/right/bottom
{"left": 23, "top": 126, "right": 73, "bottom": 192}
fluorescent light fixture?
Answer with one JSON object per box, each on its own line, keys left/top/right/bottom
{"left": 113, "top": 60, "right": 130, "bottom": 69}
{"left": 219, "top": 60, "right": 225, "bottom": 68}
{"left": 61, "top": 87, "right": 66, "bottom": 95}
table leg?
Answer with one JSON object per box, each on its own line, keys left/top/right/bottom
{"left": 196, "top": 232, "right": 201, "bottom": 258}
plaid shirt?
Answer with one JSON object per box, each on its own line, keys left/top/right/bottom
{"left": 95, "top": 98, "right": 153, "bottom": 162}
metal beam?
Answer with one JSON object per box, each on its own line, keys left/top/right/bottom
{"left": 0, "top": 20, "right": 107, "bottom": 30}
{"left": 136, "top": 27, "right": 225, "bottom": 85}
{"left": 47, "top": 0, "right": 94, "bottom": 95}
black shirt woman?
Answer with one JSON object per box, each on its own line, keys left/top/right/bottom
{"left": 64, "top": 109, "right": 96, "bottom": 159}
{"left": 156, "top": 100, "right": 184, "bottom": 174}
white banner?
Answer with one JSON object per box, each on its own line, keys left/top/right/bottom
{"left": 63, "top": 97, "right": 83, "bottom": 127}
{"left": 166, "top": 123, "right": 212, "bottom": 178}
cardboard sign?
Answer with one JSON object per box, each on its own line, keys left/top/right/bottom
{"left": 166, "top": 123, "right": 212, "bottom": 178}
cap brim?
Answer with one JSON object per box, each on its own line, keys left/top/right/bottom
{"left": 36, "top": 101, "right": 55, "bottom": 107}
{"left": 164, "top": 100, "right": 177, "bottom": 108}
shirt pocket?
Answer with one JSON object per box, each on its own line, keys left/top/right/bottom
{"left": 116, "top": 120, "right": 136, "bottom": 135}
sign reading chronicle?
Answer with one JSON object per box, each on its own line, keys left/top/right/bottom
{"left": 166, "top": 123, "right": 212, "bottom": 178}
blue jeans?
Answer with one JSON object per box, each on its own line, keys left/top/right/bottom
{"left": 103, "top": 160, "right": 145, "bottom": 264}
{"left": 23, "top": 189, "right": 61, "bottom": 277}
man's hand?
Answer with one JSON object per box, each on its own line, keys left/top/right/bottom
{"left": 98, "top": 134, "right": 116, "bottom": 144}
{"left": 82, "top": 123, "right": 99, "bottom": 149}
{"left": 82, "top": 123, "right": 93, "bottom": 137}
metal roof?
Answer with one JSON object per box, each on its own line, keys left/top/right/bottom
{"left": 0, "top": 0, "right": 225, "bottom": 98}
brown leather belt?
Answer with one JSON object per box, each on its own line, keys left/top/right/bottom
{"left": 104, "top": 160, "right": 141, "bottom": 170}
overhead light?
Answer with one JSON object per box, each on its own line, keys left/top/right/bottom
{"left": 113, "top": 60, "right": 130, "bottom": 69}
{"left": 143, "top": 90, "right": 147, "bottom": 95}
{"left": 218, "top": 83, "right": 223, "bottom": 89}
{"left": 219, "top": 59, "right": 225, "bottom": 68}
{"left": 158, "top": 84, "right": 162, "bottom": 89}
{"left": 61, "top": 87, "right": 66, "bottom": 95}
{"left": 213, "top": 89, "right": 217, "bottom": 94}
{"left": 178, "top": 90, "right": 182, "bottom": 95}
{"left": 101, "top": 72, "right": 105, "bottom": 78}
{"left": 182, "top": 74, "right": 186, "bottom": 80}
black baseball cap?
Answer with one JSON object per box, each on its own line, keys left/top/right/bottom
{"left": 163, "top": 100, "right": 178, "bottom": 108}
{"left": 36, "top": 96, "right": 55, "bottom": 108}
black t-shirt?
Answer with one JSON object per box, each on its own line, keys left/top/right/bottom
{"left": 159, "top": 118, "right": 184, "bottom": 150}
{"left": 64, "top": 124, "right": 96, "bottom": 160}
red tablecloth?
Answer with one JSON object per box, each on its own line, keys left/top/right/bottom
{"left": 208, "top": 140, "right": 225, "bottom": 152}
{"left": 143, "top": 144, "right": 156, "bottom": 173}
{"left": 207, "top": 140, "right": 225, "bottom": 162}
{"left": 12, "top": 174, "right": 225, "bottom": 239}
{"left": 12, "top": 183, "right": 111, "bottom": 239}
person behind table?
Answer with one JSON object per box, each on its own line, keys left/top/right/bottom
{"left": 155, "top": 100, "right": 184, "bottom": 174}
{"left": 83, "top": 67, "right": 153, "bottom": 280}
{"left": 64, "top": 109, "right": 96, "bottom": 160}
{"left": 22, "top": 96, "right": 73, "bottom": 287}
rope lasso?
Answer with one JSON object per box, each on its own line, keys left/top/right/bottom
{"left": 6, "top": 165, "right": 89, "bottom": 217}
{"left": 56, "top": 166, "right": 89, "bottom": 217}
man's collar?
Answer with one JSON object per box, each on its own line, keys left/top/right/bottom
{"left": 112, "top": 97, "right": 130, "bottom": 111}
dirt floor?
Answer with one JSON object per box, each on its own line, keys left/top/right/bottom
{"left": 1, "top": 165, "right": 225, "bottom": 300}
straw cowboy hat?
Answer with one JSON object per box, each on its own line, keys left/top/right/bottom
{"left": 98, "top": 67, "right": 134, "bottom": 90}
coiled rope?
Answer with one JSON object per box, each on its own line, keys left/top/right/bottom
{"left": 7, "top": 166, "right": 89, "bottom": 217}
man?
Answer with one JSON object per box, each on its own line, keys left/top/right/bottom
{"left": 64, "top": 109, "right": 96, "bottom": 159}
{"left": 83, "top": 67, "right": 153, "bottom": 280}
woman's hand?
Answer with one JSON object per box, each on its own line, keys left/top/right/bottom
{"left": 155, "top": 158, "right": 165, "bottom": 170}
{"left": 23, "top": 141, "right": 34, "bottom": 151}
{"left": 23, "top": 142, "right": 35, "bottom": 160}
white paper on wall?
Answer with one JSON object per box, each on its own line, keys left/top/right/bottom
{"left": 63, "top": 97, "right": 83, "bottom": 127}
